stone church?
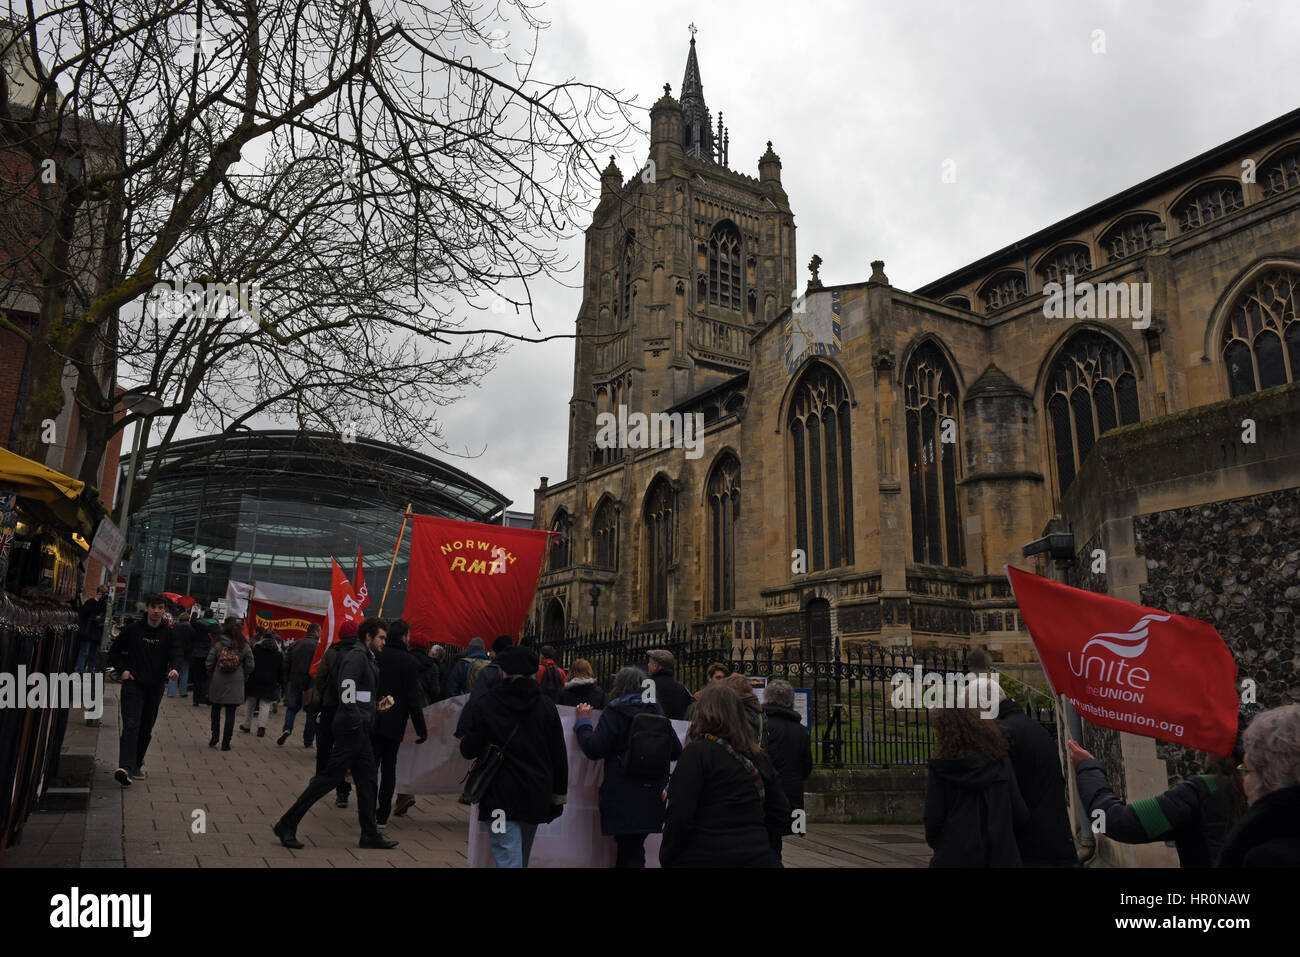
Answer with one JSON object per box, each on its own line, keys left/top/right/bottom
{"left": 531, "top": 36, "right": 1300, "bottom": 686}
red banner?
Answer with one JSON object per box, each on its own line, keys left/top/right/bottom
{"left": 310, "top": 559, "right": 366, "bottom": 677}
{"left": 245, "top": 599, "right": 325, "bottom": 642}
{"left": 1006, "top": 565, "right": 1238, "bottom": 755}
{"left": 401, "top": 515, "right": 551, "bottom": 648}
{"left": 353, "top": 544, "right": 370, "bottom": 610}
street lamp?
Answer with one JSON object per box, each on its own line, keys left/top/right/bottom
{"left": 590, "top": 584, "right": 601, "bottom": 634}
{"left": 98, "top": 390, "right": 164, "bottom": 663}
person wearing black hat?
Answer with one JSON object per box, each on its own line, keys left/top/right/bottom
{"left": 459, "top": 645, "right": 568, "bottom": 868}
{"left": 1070, "top": 703, "right": 1265, "bottom": 867}
{"left": 275, "top": 617, "right": 397, "bottom": 850}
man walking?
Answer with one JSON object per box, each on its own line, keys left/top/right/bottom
{"left": 167, "top": 611, "right": 197, "bottom": 697}
{"left": 372, "top": 620, "right": 428, "bottom": 826}
{"left": 646, "top": 649, "right": 692, "bottom": 720}
{"left": 279, "top": 623, "right": 320, "bottom": 747}
{"left": 75, "top": 584, "right": 109, "bottom": 674}
{"left": 107, "top": 594, "right": 185, "bottom": 786}
{"left": 274, "top": 617, "right": 398, "bottom": 850}
{"left": 314, "top": 620, "right": 357, "bottom": 807}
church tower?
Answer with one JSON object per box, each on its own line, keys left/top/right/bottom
{"left": 564, "top": 31, "right": 797, "bottom": 480}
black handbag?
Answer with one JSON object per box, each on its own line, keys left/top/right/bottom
{"left": 458, "top": 722, "right": 521, "bottom": 806}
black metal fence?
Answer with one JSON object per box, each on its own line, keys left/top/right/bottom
{"left": 520, "top": 621, "right": 1056, "bottom": 768}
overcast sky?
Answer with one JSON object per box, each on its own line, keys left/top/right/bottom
{"left": 433, "top": 0, "right": 1300, "bottom": 515}
{"left": 117, "top": 0, "right": 1300, "bottom": 517}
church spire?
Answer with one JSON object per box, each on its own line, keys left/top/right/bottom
{"left": 680, "top": 25, "right": 717, "bottom": 163}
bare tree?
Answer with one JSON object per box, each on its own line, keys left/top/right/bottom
{"left": 0, "top": 0, "right": 640, "bottom": 515}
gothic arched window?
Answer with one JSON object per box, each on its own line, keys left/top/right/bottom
{"left": 643, "top": 478, "right": 674, "bottom": 620}
{"left": 978, "top": 270, "right": 1028, "bottom": 312}
{"left": 548, "top": 510, "right": 573, "bottom": 571}
{"left": 1102, "top": 213, "right": 1161, "bottom": 262}
{"left": 1221, "top": 268, "right": 1300, "bottom": 396}
{"left": 1261, "top": 144, "right": 1300, "bottom": 198}
{"left": 708, "top": 221, "right": 742, "bottom": 311}
{"left": 905, "top": 344, "right": 963, "bottom": 567}
{"left": 1174, "top": 180, "right": 1244, "bottom": 233}
{"left": 1046, "top": 331, "right": 1141, "bottom": 494}
{"left": 788, "top": 363, "right": 854, "bottom": 573}
{"left": 620, "top": 230, "right": 635, "bottom": 324}
{"left": 804, "top": 597, "right": 831, "bottom": 660}
{"left": 1037, "top": 243, "right": 1093, "bottom": 286}
{"left": 706, "top": 454, "right": 741, "bottom": 613}
{"left": 593, "top": 497, "right": 619, "bottom": 571}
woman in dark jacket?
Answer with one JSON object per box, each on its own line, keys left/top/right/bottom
{"left": 574, "top": 666, "right": 681, "bottom": 867}
{"left": 660, "top": 683, "right": 788, "bottom": 868}
{"left": 241, "top": 630, "right": 285, "bottom": 736}
{"left": 925, "top": 703, "right": 1029, "bottom": 867}
{"left": 205, "top": 622, "right": 254, "bottom": 750}
{"left": 760, "top": 679, "right": 813, "bottom": 862}
{"left": 558, "top": 658, "right": 607, "bottom": 709}
{"left": 459, "top": 646, "right": 568, "bottom": 869}
{"left": 1218, "top": 704, "right": 1300, "bottom": 867}
{"left": 1070, "top": 704, "right": 1261, "bottom": 867}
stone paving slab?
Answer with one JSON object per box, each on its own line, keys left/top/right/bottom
{"left": 7, "top": 685, "right": 929, "bottom": 868}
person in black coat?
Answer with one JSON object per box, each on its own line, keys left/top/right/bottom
{"left": 459, "top": 646, "right": 568, "bottom": 868}
{"left": 1218, "top": 704, "right": 1300, "bottom": 867}
{"left": 392, "top": 630, "right": 442, "bottom": 818}
{"left": 992, "top": 690, "right": 1078, "bottom": 866}
{"left": 1070, "top": 703, "right": 1261, "bottom": 868}
{"left": 190, "top": 619, "right": 217, "bottom": 706}
{"left": 661, "top": 683, "right": 787, "bottom": 868}
{"left": 646, "top": 649, "right": 692, "bottom": 721}
{"left": 759, "top": 679, "right": 813, "bottom": 862}
{"left": 166, "top": 612, "right": 198, "bottom": 698}
{"left": 574, "top": 666, "right": 681, "bottom": 867}
{"left": 241, "top": 631, "right": 285, "bottom": 736}
{"left": 278, "top": 625, "right": 320, "bottom": 747}
{"left": 75, "top": 585, "right": 109, "bottom": 674}
{"left": 372, "top": 620, "right": 429, "bottom": 826}
{"left": 106, "top": 594, "right": 184, "bottom": 785}
{"left": 558, "top": 658, "right": 606, "bottom": 709}
{"left": 925, "top": 703, "right": 1029, "bottom": 867}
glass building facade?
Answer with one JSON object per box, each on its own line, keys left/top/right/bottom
{"left": 121, "top": 431, "right": 511, "bottom": 614}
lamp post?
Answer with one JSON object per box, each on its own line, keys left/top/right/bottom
{"left": 590, "top": 584, "right": 601, "bottom": 634}
{"left": 99, "top": 390, "right": 164, "bottom": 661}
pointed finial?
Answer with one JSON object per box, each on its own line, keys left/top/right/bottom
{"left": 664, "top": 83, "right": 671, "bottom": 97}
{"left": 689, "top": 22, "right": 697, "bottom": 39}
{"left": 767, "top": 140, "right": 772, "bottom": 150}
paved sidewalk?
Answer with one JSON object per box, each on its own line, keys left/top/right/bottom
{"left": 11, "top": 685, "right": 930, "bottom": 868}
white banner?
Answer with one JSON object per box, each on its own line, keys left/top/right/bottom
{"left": 224, "top": 580, "right": 252, "bottom": 618}
{"left": 396, "top": 696, "right": 688, "bottom": 868}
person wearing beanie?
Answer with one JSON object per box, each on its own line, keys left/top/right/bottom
{"left": 1070, "top": 702, "right": 1265, "bottom": 867}
{"left": 454, "top": 635, "right": 513, "bottom": 739}
{"left": 459, "top": 644, "right": 568, "bottom": 868}
{"left": 311, "top": 619, "right": 361, "bottom": 808}
{"left": 449, "top": 637, "right": 490, "bottom": 696}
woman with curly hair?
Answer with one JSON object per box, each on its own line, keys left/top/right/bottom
{"left": 924, "top": 702, "right": 1029, "bottom": 867}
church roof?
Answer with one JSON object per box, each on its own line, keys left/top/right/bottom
{"left": 966, "top": 363, "right": 1030, "bottom": 399}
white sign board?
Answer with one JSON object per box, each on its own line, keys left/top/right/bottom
{"left": 88, "top": 517, "right": 125, "bottom": 568}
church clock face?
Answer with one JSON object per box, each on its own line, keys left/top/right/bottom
{"left": 783, "top": 289, "right": 841, "bottom": 374}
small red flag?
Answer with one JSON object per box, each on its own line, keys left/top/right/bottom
{"left": 353, "top": 544, "right": 370, "bottom": 610}
{"left": 310, "top": 558, "right": 366, "bottom": 677}
{"left": 1007, "top": 565, "right": 1238, "bottom": 755}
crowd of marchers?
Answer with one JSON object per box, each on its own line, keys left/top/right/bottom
{"left": 95, "top": 600, "right": 1300, "bottom": 868}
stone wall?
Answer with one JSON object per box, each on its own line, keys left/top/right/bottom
{"left": 1136, "top": 487, "right": 1300, "bottom": 784}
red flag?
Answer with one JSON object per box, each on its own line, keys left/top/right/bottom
{"left": 1006, "top": 565, "right": 1238, "bottom": 755}
{"left": 401, "top": 515, "right": 550, "bottom": 648}
{"left": 353, "top": 544, "right": 370, "bottom": 610}
{"left": 310, "top": 558, "right": 366, "bottom": 677}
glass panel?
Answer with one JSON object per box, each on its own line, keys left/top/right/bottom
{"left": 1049, "top": 394, "right": 1075, "bottom": 493}
{"left": 1256, "top": 330, "right": 1287, "bottom": 389}
{"left": 1224, "top": 340, "right": 1256, "bottom": 397}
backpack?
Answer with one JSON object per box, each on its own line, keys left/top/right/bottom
{"left": 620, "top": 711, "right": 676, "bottom": 779}
{"left": 217, "top": 642, "right": 241, "bottom": 674}
{"left": 539, "top": 661, "right": 564, "bottom": 700}
{"left": 465, "top": 658, "right": 491, "bottom": 691}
